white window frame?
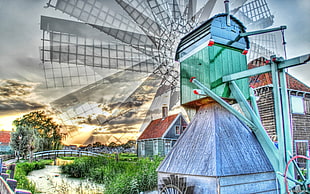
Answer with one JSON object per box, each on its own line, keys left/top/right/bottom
{"left": 290, "top": 95, "right": 305, "bottom": 114}
{"left": 165, "top": 141, "right": 171, "bottom": 154}
{"left": 304, "top": 98, "right": 310, "bottom": 114}
{"left": 175, "top": 125, "right": 180, "bottom": 135}
{"left": 294, "top": 140, "right": 309, "bottom": 165}
{"left": 153, "top": 140, "right": 158, "bottom": 155}
{"left": 141, "top": 142, "right": 145, "bottom": 156}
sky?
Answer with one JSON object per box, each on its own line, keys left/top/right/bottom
{"left": 0, "top": 0, "right": 309, "bottom": 143}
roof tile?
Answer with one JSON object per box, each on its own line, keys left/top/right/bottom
{"left": 248, "top": 58, "right": 310, "bottom": 92}
{"left": 138, "top": 114, "right": 178, "bottom": 140}
{"left": 0, "top": 131, "right": 11, "bottom": 144}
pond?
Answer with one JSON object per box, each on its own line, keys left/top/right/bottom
{"left": 27, "top": 165, "right": 104, "bottom": 194}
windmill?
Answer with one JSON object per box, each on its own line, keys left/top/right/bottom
{"left": 40, "top": 0, "right": 279, "bottom": 144}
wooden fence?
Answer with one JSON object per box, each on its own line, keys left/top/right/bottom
{"left": 29, "top": 150, "right": 104, "bottom": 160}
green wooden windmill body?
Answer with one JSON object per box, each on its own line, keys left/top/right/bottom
{"left": 176, "top": 14, "right": 250, "bottom": 107}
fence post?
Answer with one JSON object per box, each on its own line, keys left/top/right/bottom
{"left": 9, "top": 164, "right": 15, "bottom": 179}
{"left": 6, "top": 178, "right": 17, "bottom": 191}
{"left": 0, "top": 158, "right": 2, "bottom": 174}
{"left": 15, "top": 189, "right": 32, "bottom": 194}
{"left": 1, "top": 173, "right": 9, "bottom": 181}
{"left": 1, "top": 166, "right": 8, "bottom": 174}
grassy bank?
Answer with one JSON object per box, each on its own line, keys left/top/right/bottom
{"left": 60, "top": 155, "right": 162, "bottom": 193}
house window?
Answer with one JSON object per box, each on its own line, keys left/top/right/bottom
{"left": 153, "top": 140, "right": 158, "bottom": 155}
{"left": 175, "top": 125, "right": 180, "bottom": 135}
{"left": 305, "top": 98, "right": 310, "bottom": 114}
{"left": 165, "top": 141, "right": 171, "bottom": 154}
{"left": 291, "top": 95, "right": 304, "bottom": 114}
{"left": 182, "top": 126, "right": 186, "bottom": 133}
{"left": 141, "top": 142, "right": 145, "bottom": 156}
{"left": 295, "top": 140, "right": 309, "bottom": 166}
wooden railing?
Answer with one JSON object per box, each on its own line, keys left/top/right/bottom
{"left": 0, "top": 159, "right": 31, "bottom": 194}
{"left": 29, "top": 150, "right": 104, "bottom": 160}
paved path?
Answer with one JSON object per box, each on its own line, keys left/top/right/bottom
{"left": 3, "top": 158, "right": 17, "bottom": 165}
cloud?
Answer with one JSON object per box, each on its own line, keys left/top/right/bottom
{"left": 0, "top": 79, "right": 46, "bottom": 115}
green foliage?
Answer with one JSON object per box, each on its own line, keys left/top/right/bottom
{"left": 11, "top": 111, "right": 64, "bottom": 158}
{"left": 122, "top": 140, "right": 136, "bottom": 149}
{"left": 103, "top": 157, "right": 162, "bottom": 194}
{"left": 108, "top": 142, "right": 118, "bottom": 148}
{"left": 14, "top": 160, "right": 52, "bottom": 193}
{"left": 60, "top": 156, "right": 107, "bottom": 178}
{"left": 10, "top": 125, "right": 38, "bottom": 159}
{"left": 118, "top": 153, "right": 138, "bottom": 161}
{"left": 59, "top": 156, "right": 76, "bottom": 160}
{"left": 60, "top": 156, "right": 163, "bottom": 193}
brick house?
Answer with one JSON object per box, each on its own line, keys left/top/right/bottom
{"left": 137, "top": 110, "right": 188, "bottom": 157}
{"left": 0, "top": 131, "right": 11, "bottom": 153}
{"left": 249, "top": 58, "right": 310, "bottom": 156}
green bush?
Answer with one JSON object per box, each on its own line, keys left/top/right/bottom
{"left": 60, "top": 156, "right": 107, "bottom": 178}
{"left": 118, "top": 153, "right": 138, "bottom": 161}
{"left": 59, "top": 156, "right": 75, "bottom": 160}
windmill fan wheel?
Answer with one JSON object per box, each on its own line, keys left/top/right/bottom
{"left": 159, "top": 174, "right": 194, "bottom": 194}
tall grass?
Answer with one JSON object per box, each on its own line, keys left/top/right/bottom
{"left": 60, "top": 156, "right": 163, "bottom": 193}
{"left": 60, "top": 156, "right": 107, "bottom": 178}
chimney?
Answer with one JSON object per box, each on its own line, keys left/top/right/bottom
{"left": 162, "top": 104, "right": 168, "bottom": 119}
{"left": 224, "top": 0, "right": 230, "bottom": 26}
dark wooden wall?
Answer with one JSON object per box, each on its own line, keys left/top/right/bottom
{"left": 255, "top": 87, "right": 310, "bottom": 152}
{"left": 255, "top": 88, "right": 277, "bottom": 141}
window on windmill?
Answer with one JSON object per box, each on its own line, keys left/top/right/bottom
{"left": 175, "top": 125, "right": 180, "bottom": 135}
{"left": 290, "top": 95, "right": 305, "bottom": 114}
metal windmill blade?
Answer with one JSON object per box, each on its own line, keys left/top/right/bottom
{"left": 51, "top": 69, "right": 156, "bottom": 124}
{"left": 51, "top": 71, "right": 162, "bottom": 141}
{"left": 40, "top": 15, "right": 160, "bottom": 86}
{"left": 41, "top": 0, "right": 221, "bottom": 89}
{"left": 233, "top": 0, "right": 274, "bottom": 30}
{"left": 230, "top": 0, "right": 284, "bottom": 65}
{"left": 39, "top": 0, "right": 286, "bottom": 144}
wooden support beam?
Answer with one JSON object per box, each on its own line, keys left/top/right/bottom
{"left": 278, "top": 54, "right": 310, "bottom": 69}
{"left": 222, "top": 65, "right": 271, "bottom": 82}
{"left": 222, "top": 53, "right": 310, "bottom": 82}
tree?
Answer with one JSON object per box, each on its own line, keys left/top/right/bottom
{"left": 122, "top": 140, "right": 136, "bottom": 149}
{"left": 93, "top": 141, "right": 102, "bottom": 148}
{"left": 11, "top": 111, "right": 64, "bottom": 159}
{"left": 108, "top": 142, "right": 118, "bottom": 148}
{"left": 10, "top": 126, "right": 31, "bottom": 160}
